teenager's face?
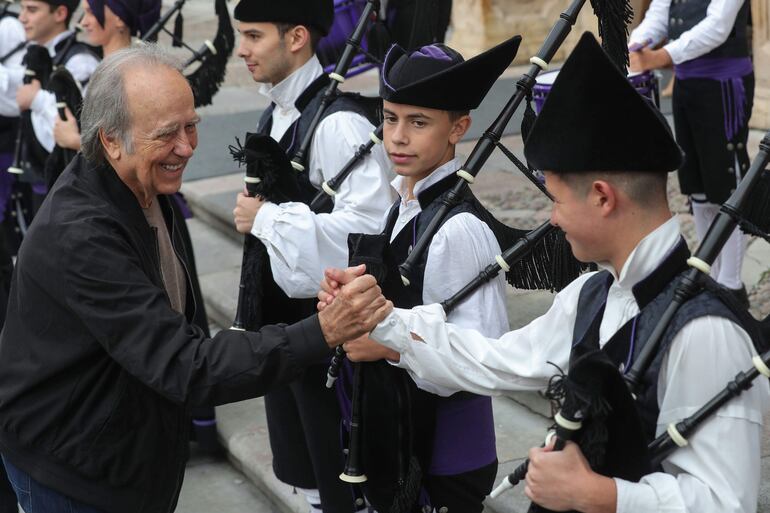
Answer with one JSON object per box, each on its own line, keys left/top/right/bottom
{"left": 236, "top": 21, "right": 294, "bottom": 85}
{"left": 545, "top": 171, "right": 605, "bottom": 264}
{"left": 81, "top": 0, "right": 125, "bottom": 47}
{"left": 19, "top": 0, "right": 67, "bottom": 44}
{"left": 382, "top": 100, "right": 468, "bottom": 183}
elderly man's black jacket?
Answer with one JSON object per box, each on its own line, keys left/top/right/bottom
{"left": 0, "top": 155, "right": 330, "bottom": 513}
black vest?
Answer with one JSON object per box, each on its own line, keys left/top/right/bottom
{"left": 353, "top": 172, "right": 497, "bottom": 511}
{"left": 569, "top": 237, "right": 752, "bottom": 445}
{"left": 669, "top": 0, "right": 750, "bottom": 59}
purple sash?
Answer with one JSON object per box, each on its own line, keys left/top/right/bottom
{"left": 675, "top": 57, "right": 753, "bottom": 140}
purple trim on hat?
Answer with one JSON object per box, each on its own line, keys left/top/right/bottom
{"left": 380, "top": 44, "right": 401, "bottom": 93}
{"left": 414, "top": 45, "right": 453, "bottom": 62}
{"left": 675, "top": 57, "right": 753, "bottom": 141}
{"left": 192, "top": 419, "right": 217, "bottom": 427}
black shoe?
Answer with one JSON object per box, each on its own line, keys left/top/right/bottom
{"left": 726, "top": 285, "right": 750, "bottom": 310}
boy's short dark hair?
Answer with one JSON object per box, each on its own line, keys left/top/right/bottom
{"left": 559, "top": 170, "right": 668, "bottom": 208}
{"left": 275, "top": 22, "right": 324, "bottom": 53}
{"left": 47, "top": 3, "right": 74, "bottom": 27}
{"left": 448, "top": 110, "right": 470, "bottom": 122}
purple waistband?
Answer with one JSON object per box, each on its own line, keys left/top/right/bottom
{"left": 675, "top": 57, "right": 753, "bottom": 140}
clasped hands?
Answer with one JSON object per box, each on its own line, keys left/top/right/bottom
{"left": 317, "top": 264, "right": 394, "bottom": 350}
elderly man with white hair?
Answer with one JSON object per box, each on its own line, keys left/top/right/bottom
{"left": 0, "top": 44, "right": 391, "bottom": 513}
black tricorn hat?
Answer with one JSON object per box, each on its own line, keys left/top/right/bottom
{"left": 380, "top": 36, "right": 521, "bottom": 111}
{"left": 234, "top": 0, "right": 334, "bottom": 36}
{"left": 524, "top": 32, "right": 683, "bottom": 174}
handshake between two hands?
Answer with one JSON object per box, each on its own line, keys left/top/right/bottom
{"left": 317, "top": 265, "right": 394, "bottom": 356}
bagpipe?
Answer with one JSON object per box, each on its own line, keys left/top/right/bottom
{"left": 490, "top": 131, "right": 770, "bottom": 506}
{"left": 140, "top": 0, "right": 234, "bottom": 107}
{"left": 396, "top": 0, "right": 633, "bottom": 288}
{"left": 7, "top": 45, "right": 54, "bottom": 178}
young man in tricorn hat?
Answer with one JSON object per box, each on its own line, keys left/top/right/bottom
{"left": 325, "top": 33, "right": 769, "bottom": 513}
{"left": 230, "top": 1, "right": 394, "bottom": 511}
{"left": 335, "top": 36, "right": 520, "bottom": 512}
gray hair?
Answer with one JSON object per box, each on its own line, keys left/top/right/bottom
{"left": 80, "top": 44, "right": 183, "bottom": 165}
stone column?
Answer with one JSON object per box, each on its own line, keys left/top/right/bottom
{"left": 751, "top": 0, "right": 770, "bottom": 130}
{"left": 448, "top": 0, "right": 598, "bottom": 64}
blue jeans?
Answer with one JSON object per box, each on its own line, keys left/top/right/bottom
{"left": 1, "top": 456, "right": 104, "bottom": 513}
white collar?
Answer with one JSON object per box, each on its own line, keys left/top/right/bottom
{"left": 390, "top": 157, "right": 461, "bottom": 203}
{"left": 258, "top": 56, "right": 323, "bottom": 112}
{"left": 598, "top": 215, "right": 681, "bottom": 290}
{"left": 43, "top": 30, "right": 72, "bottom": 56}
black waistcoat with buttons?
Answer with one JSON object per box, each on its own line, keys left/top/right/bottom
{"left": 668, "top": 0, "right": 750, "bottom": 59}
{"left": 569, "top": 237, "right": 747, "bottom": 446}
{"left": 352, "top": 172, "right": 498, "bottom": 512}
{"left": 253, "top": 73, "right": 379, "bottom": 327}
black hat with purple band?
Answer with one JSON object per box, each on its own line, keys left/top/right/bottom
{"left": 380, "top": 35, "right": 522, "bottom": 112}
{"left": 233, "top": 0, "right": 335, "bottom": 36}
{"left": 524, "top": 32, "right": 684, "bottom": 174}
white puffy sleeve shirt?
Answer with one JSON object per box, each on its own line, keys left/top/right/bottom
{"left": 629, "top": 0, "right": 748, "bottom": 65}
{"left": 386, "top": 158, "right": 510, "bottom": 396}
{"left": 30, "top": 33, "right": 98, "bottom": 153}
{"left": 0, "top": 16, "right": 26, "bottom": 117}
{"left": 250, "top": 60, "right": 395, "bottom": 299}
{"left": 371, "top": 216, "right": 769, "bottom": 513}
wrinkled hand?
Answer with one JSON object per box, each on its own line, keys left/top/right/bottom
{"left": 318, "top": 274, "right": 392, "bottom": 348}
{"left": 629, "top": 47, "right": 672, "bottom": 73}
{"left": 233, "top": 191, "right": 265, "bottom": 234}
{"left": 16, "top": 80, "right": 41, "bottom": 111}
{"left": 525, "top": 440, "right": 616, "bottom": 513}
{"left": 343, "top": 334, "right": 400, "bottom": 362}
{"left": 54, "top": 106, "right": 81, "bottom": 150}
{"left": 317, "top": 265, "right": 367, "bottom": 311}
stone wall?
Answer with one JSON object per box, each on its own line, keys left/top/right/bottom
{"left": 447, "top": 0, "right": 598, "bottom": 66}
{"left": 751, "top": 0, "right": 770, "bottom": 130}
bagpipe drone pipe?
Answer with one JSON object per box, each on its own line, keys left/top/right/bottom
{"left": 489, "top": 131, "right": 770, "bottom": 510}
{"left": 141, "top": 0, "right": 234, "bottom": 107}
{"left": 43, "top": 67, "right": 82, "bottom": 190}
{"left": 396, "top": 0, "right": 633, "bottom": 288}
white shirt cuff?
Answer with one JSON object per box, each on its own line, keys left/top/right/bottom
{"left": 250, "top": 201, "right": 281, "bottom": 239}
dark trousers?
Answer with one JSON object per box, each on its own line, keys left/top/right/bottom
{"left": 0, "top": 460, "right": 17, "bottom": 513}
{"left": 1, "top": 457, "right": 104, "bottom": 513}
{"left": 265, "top": 362, "right": 357, "bottom": 512}
{"left": 422, "top": 460, "right": 498, "bottom": 513}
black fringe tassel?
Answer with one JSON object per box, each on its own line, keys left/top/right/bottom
{"left": 589, "top": 0, "right": 633, "bottom": 73}
{"left": 186, "top": 0, "right": 235, "bottom": 107}
{"left": 738, "top": 168, "right": 770, "bottom": 240}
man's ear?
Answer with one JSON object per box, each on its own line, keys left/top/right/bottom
{"left": 287, "top": 25, "right": 311, "bottom": 54}
{"left": 53, "top": 4, "right": 68, "bottom": 25}
{"left": 591, "top": 179, "right": 617, "bottom": 216}
{"left": 99, "top": 129, "right": 122, "bottom": 161}
{"left": 448, "top": 115, "right": 471, "bottom": 145}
